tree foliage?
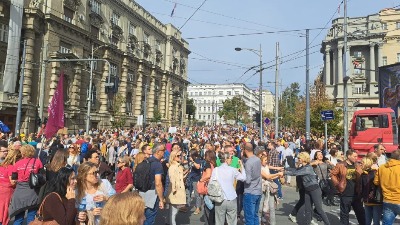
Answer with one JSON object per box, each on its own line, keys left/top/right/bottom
{"left": 186, "top": 98, "right": 196, "bottom": 120}
{"left": 111, "top": 93, "right": 127, "bottom": 128}
{"left": 150, "top": 109, "right": 162, "bottom": 123}
{"left": 218, "top": 96, "right": 250, "bottom": 124}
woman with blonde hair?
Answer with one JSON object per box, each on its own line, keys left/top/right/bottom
{"left": 100, "top": 192, "right": 145, "bottom": 225}
{"left": 284, "top": 152, "right": 330, "bottom": 225}
{"left": 76, "top": 162, "right": 116, "bottom": 225}
{"left": 115, "top": 155, "right": 133, "bottom": 193}
{"left": 0, "top": 149, "right": 21, "bottom": 225}
{"left": 67, "top": 144, "right": 80, "bottom": 172}
{"left": 166, "top": 149, "right": 186, "bottom": 225}
{"left": 9, "top": 145, "right": 44, "bottom": 225}
{"left": 359, "top": 156, "right": 382, "bottom": 225}
{"left": 133, "top": 152, "right": 147, "bottom": 173}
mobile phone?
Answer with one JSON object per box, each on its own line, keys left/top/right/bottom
{"left": 11, "top": 172, "right": 18, "bottom": 180}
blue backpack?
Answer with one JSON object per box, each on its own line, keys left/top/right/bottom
{"left": 81, "top": 143, "right": 89, "bottom": 154}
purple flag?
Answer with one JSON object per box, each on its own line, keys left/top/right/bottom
{"left": 45, "top": 72, "right": 65, "bottom": 139}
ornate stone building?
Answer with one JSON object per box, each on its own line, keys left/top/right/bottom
{"left": 0, "top": 0, "right": 190, "bottom": 133}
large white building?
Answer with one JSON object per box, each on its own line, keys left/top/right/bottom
{"left": 187, "top": 84, "right": 259, "bottom": 125}
{"left": 261, "top": 90, "right": 275, "bottom": 113}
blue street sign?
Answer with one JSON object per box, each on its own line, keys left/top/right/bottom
{"left": 264, "top": 117, "right": 271, "bottom": 125}
{"left": 321, "top": 110, "right": 334, "bottom": 121}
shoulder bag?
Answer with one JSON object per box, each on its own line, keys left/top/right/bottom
{"left": 29, "top": 192, "right": 62, "bottom": 225}
{"left": 28, "top": 149, "right": 46, "bottom": 189}
{"left": 317, "top": 164, "right": 330, "bottom": 193}
{"left": 196, "top": 164, "right": 214, "bottom": 195}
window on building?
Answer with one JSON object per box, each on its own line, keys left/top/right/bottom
{"left": 0, "top": 63, "right": 4, "bottom": 81}
{"left": 383, "top": 56, "right": 387, "bottom": 66}
{"left": 382, "top": 23, "right": 388, "bottom": 30}
{"left": 0, "top": 24, "right": 8, "bottom": 43}
{"left": 199, "top": 92, "right": 202, "bottom": 96}
{"left": 111, "top": 12, "right": 120, "bottom": 26}
{"left": 208, "top": 91, "right": 211, "bottom": 95}
{"left": 204, "top": 100, "right": 206, "bottom": 104}
{"left": 128, "top": 72, "right": 135, "bottom": 82}
{"left": 354, "top": 51, "right": 362, "bottom": 58}
{"left": 227, "top": 91, "right": 231, "bottom": 95}
{"left": 235, "top": 91, "right": 239, "bottom": 95}
{"left": 126, "top": 92, "right": 133, "bottom": 113}
{"left": 397, "top": 22, "right": 400, "bottom": 29}
{"left": 63, "top": 7, "right": 74, "bottom": 23}
{"left": 59, "top": 42, "right": 72, "bottom": 54}
{"left": 90, "top": 26, "right": 99, "bottom": 38}
{"left": 219, "top": 91, "right": 223, "bottom": 95}
{"left": 353, "top": 83, "right": 364, "bottom": 94}
{"left": 111, "top": 36, "right": 118, "bottom": 46}
{"left": 110, "top": 63, "right": 118, "bottom": 77}
{"left": 156, "top": 40, "right": 161, "bottom": 51}
{"left": 397, "top": 53, "right": 400, "bottom": 62}
{"left": 129, "top": 23, "right": 136, "bottom": 36}
{"left": 63, "top": 76, "right": 70, "bottom": 103}
{"left": 86, "top": 85, "right": 97, "bottom": 107}
{"left": 144, "top": 33, "right": 149, "bottom": 43}
{"left": 90, "top": 0, "right": 101, "bottom": 14}
{"left": 195, "top": 92, "right": 198, "bottom": 96}
{"left": 88, "top": 56, "right": 98, "bottom": 70}
{"left": 203, "top": 115, "right": 206, "bottom": 120}
{"left": 208, "top": 107, "right": 211, "bottom": 111}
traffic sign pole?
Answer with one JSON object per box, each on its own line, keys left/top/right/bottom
{"left": 325, "top": 122, "right": 328, "bottom": 151}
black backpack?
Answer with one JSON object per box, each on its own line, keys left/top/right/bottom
{"left": 134, "top": 159, "right": 153, "bottom": 192}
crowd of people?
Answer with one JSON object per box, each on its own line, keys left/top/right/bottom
{"left": 0, "top": 126, "right": 398, "bottom": 225}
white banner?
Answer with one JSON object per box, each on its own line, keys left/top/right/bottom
{"left": 137, "top": 115, "right": 143, "bottom": 126}
{"left": 3, "top": 0, "right": 24, "bottom": 93}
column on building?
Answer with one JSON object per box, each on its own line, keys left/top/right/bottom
{"left": 70, "top": 63, "right": 82, "bottom": 109}
{"left": 370, "top": 43, "right": 376, "bottom": 82}
{"left": 338, "top": 45, "right": 343, "bottom": 83}
{"left": 147, "top": 70, "right": 156, "bottom": 119}
{"left": 332, "top": 47, "right": 337, "bottom": 85}
{"left": 99, "top": 50, "right": 110, "bottom": 113}
{"left": 48, "top": 62, "right": 61, "bottom": 103}
{"left": 22, "top": 29, "right": 35, "bottom": 102}
{"left": 134, "top": 65, "right": 143, "bottom": 116}
{"left": 159, "top": 75, "right": 167, "bottom": 119}
{"left": 120, "top": 56, "right": 129, "bottom": 114}
{"left": 325, "top": 47, "right": 331, "bottom": 85}
{"left": 168, "top": 79, "right": 173, "bottom": 124}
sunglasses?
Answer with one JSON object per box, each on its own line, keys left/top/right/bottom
{"left": 89, "top": 171, "right": 99, "bottom": 176}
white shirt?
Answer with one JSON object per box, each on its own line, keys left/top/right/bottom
{"left": 377, "top": 154, "right": 387, "bottom": 167}
{"left": 282, "top": 147, "right": 294, "bottom": 167}
{"left": 211, "top": 163, "right": 246, "bottom": 201}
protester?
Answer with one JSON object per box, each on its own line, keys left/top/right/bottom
{"left": 373, "top": 144, "right": 387, "bottom": 167}
{"left": 268, "top": 142, "right": 283, "bottom": 200}
{"left": 310, "top": 151, "right": 336, "bottom": 206}
{"left": 243, "top": 142, "right": 262, "bottom": 225}
{"left": 212, "top": 152, "right": 246, "bottom": 225}
{"left": 0, "top": 149, "right": 21, "bottom": 225}
{"left": 41, "top": 167, "right": 87, "bottom": 225}
{"left": 84, "top": 150, "right": 113, "bottom": 182}
{"left": 46, "top": 149, "right": 69, "bottom": 181}
{"left": 76, "top": 162, "right": 116, "bottom": 225}
{"left": 67, "top": 143, "right": 80, "bottom": 172}
{"left": 186, "top": 149, "right": 203, "bottom": 215}
{"left": 166, "top": 149, "right": 186, "bottom": 225}
{"left": 284, "top": 152, "right": 331, "bottom": 225}
{"left": 115, "top": 155, "right": 133, "bottom": 193}
{"left": 374, "top": 149, "right": 400, "bottom": 225}
{"left": 0, "top": 141, "right": 8, "bottom": 163}
{"left": 100, "top": 192, "right": 145, "bottom": 225}
{"left": 331, "top": 149, "right": 365, "bottom": 225}
{"left": 359, "top": 156, "right": 382, "bottom": 225}
{"left": 9, "top": 144, "right": 44, "bottom": 225}
{"left": 200, "top": 150, "right": 216, "bottom": 225}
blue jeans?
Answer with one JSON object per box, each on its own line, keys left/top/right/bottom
{"left": 270, "top": 170, "right": 282, "bottom": 198}
{"left": 382, "top": 202, "right": 400, "bottom": 225}
{"left": 13, "top": 209, "right": 37, "bottom": 225}
{"left": 365, "top": 205, "right": 383, "bottom": 225}
{"left": 243, "top": 193, "right": 261, "bottom": 225}
{"left": 144, "top": 198, "right": 159, "bottom": 225}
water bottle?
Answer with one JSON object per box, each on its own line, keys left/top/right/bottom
{"left": 78, "top": 197, "right": 86, "bottom": 212}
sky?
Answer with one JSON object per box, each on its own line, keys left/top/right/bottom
{"left": 135, "top": 0, "right": 400, "bottom": 93}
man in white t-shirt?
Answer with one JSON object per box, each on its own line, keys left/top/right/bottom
{"left": 374, "top": 144, "right": 387, "bottom": 167}
{"left": 281, "top": 142, "right": 294, "bottom": 184}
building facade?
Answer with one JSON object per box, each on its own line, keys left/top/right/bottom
{"left": 262, "top": 90, "right": 274, "bottom": 114}
{"left": 187, "top": 83, "right": 259, "bottom": 125}
{"left": 0, "top": 0, "right": 189, "bottom": 134}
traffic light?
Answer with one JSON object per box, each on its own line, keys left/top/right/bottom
{"left": 254, "top": 112, "right": 261, "bottom": 127}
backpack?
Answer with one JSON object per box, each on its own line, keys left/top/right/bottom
{"left": 81, "top": 143, "right": 89, "bottom": 154}
{"left": 207, "top": 168, "right": 224, "bottom": 203}
{"left": 134, "top": 159, "right": 153, "bottom": 192}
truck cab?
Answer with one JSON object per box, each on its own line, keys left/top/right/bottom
{"left": 349, "top": 108, "right": 398, "bottom": 156}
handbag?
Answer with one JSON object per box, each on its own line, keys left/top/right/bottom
{"left": 207, "top": 168, "right": 224, "bottom": 203}
{"left": 28, "top": 152, "right": 46, "bottom": 189}
{"left": 196, "top": 164, "right": 214, "bottom": 195}
{"left": 29, "top": 192, "right": 62, "bottom": 225}
{"left": 268, "top": 182, "right": 279, "bottom": 195}
{"left": 317, "top": 164, "right": 330, "bottom": 193}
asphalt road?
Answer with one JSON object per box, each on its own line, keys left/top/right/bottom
{"left": 155, "top": 185, "right": 400, "bottom": 225}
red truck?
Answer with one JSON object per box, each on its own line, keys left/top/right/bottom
{"left": 349, "top": 108, "right": 398, "bottom": 156}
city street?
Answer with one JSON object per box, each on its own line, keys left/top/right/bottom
{"left": 155, "top": 185, "right": 400, "bottom": 225}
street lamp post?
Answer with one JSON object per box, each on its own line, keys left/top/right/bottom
{"left": 86, "top": 44, "right": 108, "bottom": 134}
{"left": 235, "top": 44, "right": 263, "bottom": 140}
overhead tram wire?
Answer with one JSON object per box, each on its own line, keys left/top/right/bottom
{"left": 178, "top": 0, "right": 208, "bottom": 31}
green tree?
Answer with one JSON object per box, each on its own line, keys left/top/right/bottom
{"left": 111, "top": 93, "right": 127, "bottom": 128}
{"left": 279, "top": 82, "right": 301, "bottom": 129}
{"left": 218, "top": 96, "right": 249, "bottom": 124}
{"left": 186, "top": 98, "right": 196, "bottom": 121}
{"left": 150, "top": 109, "right": 162, "bottom": 123}
{"left": 293, "top": 75, "right": 343, "bottom": 135}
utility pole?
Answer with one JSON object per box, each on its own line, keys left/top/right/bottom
{"left": 86, "top": 44, "right": 95, "bottom": 133}
{"left": 258, "top": 44, "right": 263, "bottom": 140}
{"left": 343, "top": 0, "right": 349, "bottom": 152}
{"left": 306, "top": 29, "right": 311, "bottom": 142}
{"left": 143, "top": 84, "right": 148, "bottom": 129}
{"left": 274, "top": 42, "right": 279, "bottom": 139}
{"left": 39, "top": 44, "right": 47, "bottom": 127}
{"left": 15, "top": 40, "right": 27, "bottom": 136}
